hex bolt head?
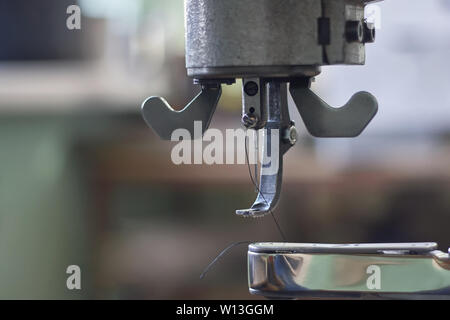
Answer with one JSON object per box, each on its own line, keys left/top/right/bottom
{"left": 363, "top": 22, "right": 376, "bottom": 43}
{"left": 244, "top": 81, "right": 259, "bottom": 96}
{"left": 283, "top": 126, "right": 298, "bottom": 146}
{"left": 345, "top": 20, "right": 364, "bottom": 43}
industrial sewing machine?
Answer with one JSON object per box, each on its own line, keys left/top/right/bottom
{"left": 141, "top": 0, "right": 450, "bottom": 299}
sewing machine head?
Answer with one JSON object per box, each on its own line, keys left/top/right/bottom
{"left": 142, "top": 0, "right": 378, "bottom": 217}
{"left": 141, "top": 0, "right": 450, "bottom": 299}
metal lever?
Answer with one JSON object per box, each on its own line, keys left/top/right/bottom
{"left": 236, "top": 81, "right": 295, "bottom": 218}
{"left": 141, "top": 84, "right": 222, "bottom": 140}
{"left": 290, "top": 78, "right": 378, "bottom": 137}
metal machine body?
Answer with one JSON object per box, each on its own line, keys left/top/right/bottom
{"left": 140, "top": 0, "right": 450, "bottom": 299}
{"left": 185, "top": 0, "right": 371, "bottom": 79}
{"left": 248, "top": 242, "right": 450, "bottom": 299}
{"left": 143, "top": 0, "right": 379, "bottom": 217}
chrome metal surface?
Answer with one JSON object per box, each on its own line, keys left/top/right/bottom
{"left": 248, "top": 242, "right": 450, "bottom": 299}
{"left": 249, "top": 242, "right": 439, "bottom": 254}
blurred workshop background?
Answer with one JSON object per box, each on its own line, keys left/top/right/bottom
{"left": 0, "top": 0, "right": 450, "bottom": 299}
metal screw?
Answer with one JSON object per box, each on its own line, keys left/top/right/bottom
{"left": 363, "top": 22, "right": 376, "bottom": 43}
{"left": 345, "top": 20, "right": 363, "bottom": 43}
{"left": 283, "top": 126, "right": 298, "bottom": 146}
{"left": 242, "top": 113, "right": 258, "bottom": 128}
{"left": 244, "top": 81, "right": 259, "bottom": 96}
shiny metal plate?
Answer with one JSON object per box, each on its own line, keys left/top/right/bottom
{"left": 248, "top": 242, "right": 450, "bottom": 299}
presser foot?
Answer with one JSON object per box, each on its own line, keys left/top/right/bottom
{"left": 236, "top": 80, "right": 294, "bottom": 218}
